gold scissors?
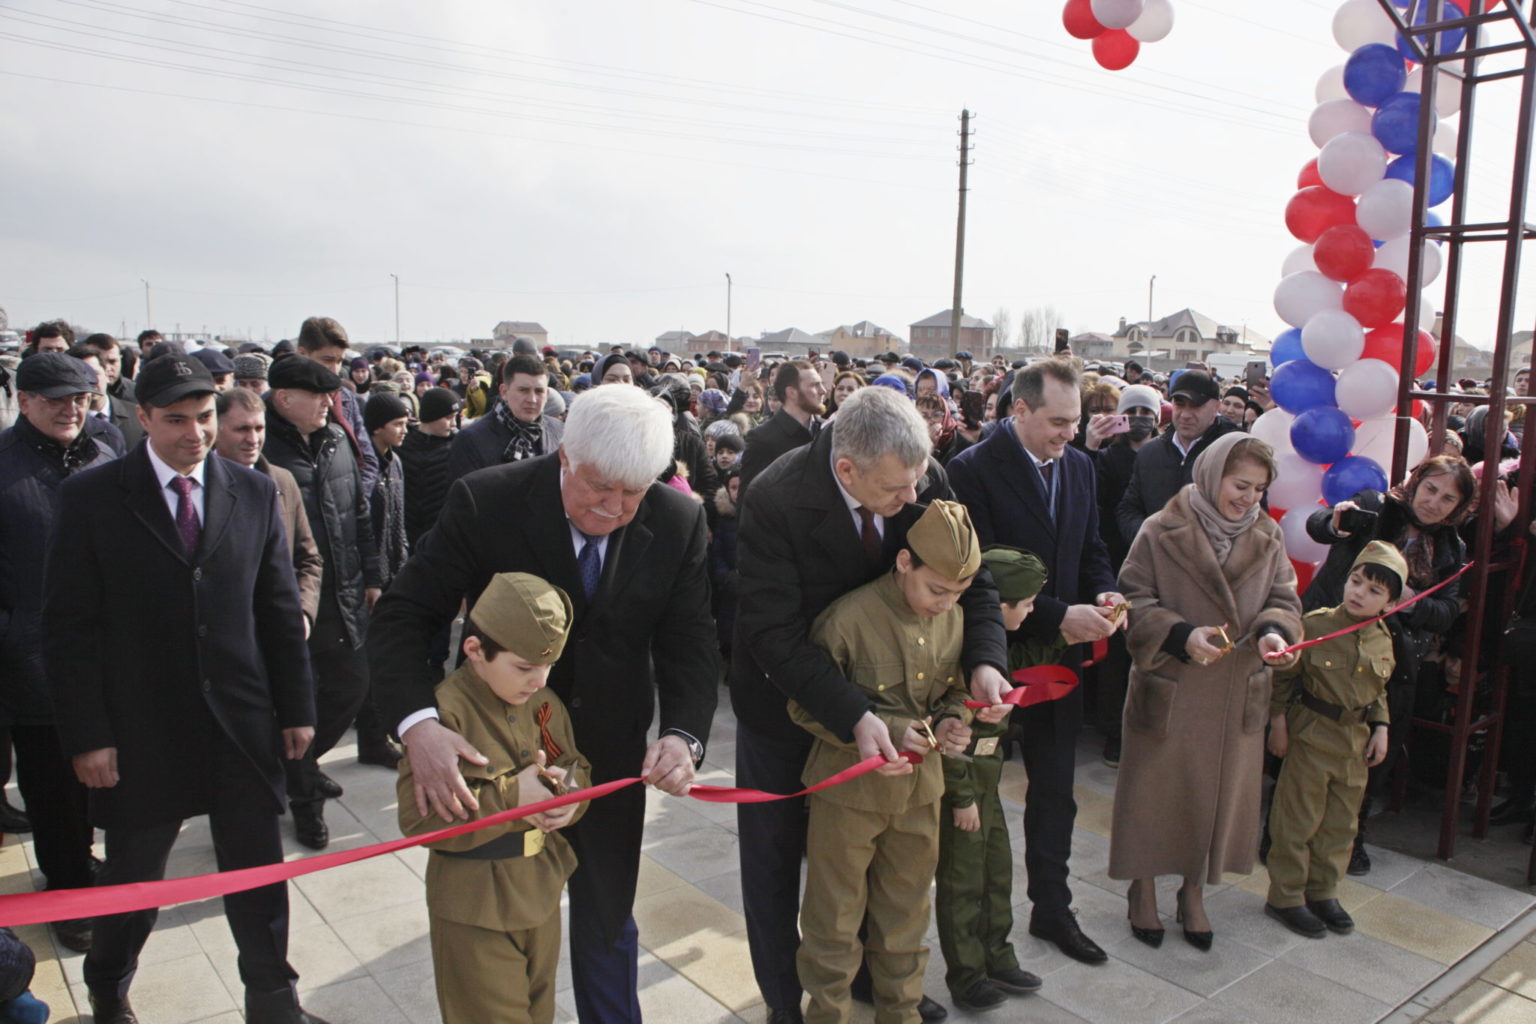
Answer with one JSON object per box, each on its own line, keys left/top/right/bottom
{"left": 916, "top": 718, "right": 973, "bottom": 763}
{"left": 535, "top": 761, "right": 567, "bottom": 797}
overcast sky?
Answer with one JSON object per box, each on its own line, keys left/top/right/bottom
{"left": 1, "top": 0, "right": 1530, "bottom": 350}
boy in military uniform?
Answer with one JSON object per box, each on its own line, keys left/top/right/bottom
{"left": 1264, "top": 541, "right": 1405, "bottom": 939}
{"left": 935, "top": 545, "right": 1052, "bottom": 1011}
{"left": 398, "top": 572, "right": 591, "bottom": 1024}
{"left": 792, "top": 500, "right": 980, "bottom": 1024}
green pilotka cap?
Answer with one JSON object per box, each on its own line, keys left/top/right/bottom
{"left": 907, "top": 500, "right": 982, "bottom": 582}
{"left": 980, "top": 545, "right": 1048, "bottom": 603}
{"left": 1351, "top": 540, "right": 1408, "bottom": 591}
{"left": 468, "top": 572, "right": 574, "bottom": 665}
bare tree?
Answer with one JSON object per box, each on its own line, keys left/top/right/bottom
{"left": 991, "top": 306, "right": 1012, "bottom": 352}
{"left": 1019, "top": 305, "right": 1065, "bottom": 354}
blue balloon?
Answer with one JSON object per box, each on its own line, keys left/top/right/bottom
{"left": 1291, "top": 407, "right": 1357, "bottom": 465}
{"left": 1385, "top": 153, "right": 1456, "bottom": 206}
{"left": 1270, "top": 359, "right": 1338, "bottom": 414}
{"left": 1371, "top": 92, "right": 1423, "bottom": 155}
{"left": 1323, "top": 456, "right": 1390, "bottom": 506}
{"left": 1345, "top": 44, "right": 1408, "bottom": 107}
{"left": 1398, "top": 1, "right": 1466, "bottom": 61}
{"left": 1270, "top": 328, "right": 1306, "bottom": 367}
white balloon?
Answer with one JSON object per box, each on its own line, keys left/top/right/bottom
{"left": 1127, "top": 0, "right": 1174, "bottom": 42}
{"left": 1337, "top": 358, "right": 1401, "bottom": 420}
{"left": 1418, "top": 292, "right": 1438, "bottom": 334}
{"left": 1373, "top": 235, "right": 1444, "bottom": 288}
{"left": 1352, "top": 415, "right": 1430, "bottom": 472}
{"left": 1434, "top": 120, "right": 1459, "bottom": 157}
{"left": 1090, "top": 0, "right": 1145, "bottom": 31}
{"left": 1270, "top": 454, "right": 1325, "bottom": 510}
{"left": 1406, "top": 417, "right": 1429, "bottom": 469}
{"left": 1309, "top": 99, "right": 1374, "bottom": 149}
{"left": 1316, "top": 65, "right": 1350, "bottom": 104}
{"left": 1274, "top": 271, "right": 1345, "bottom": 329}
{"left": 1333, "top": 0, "right": 1399, "bottom": 51}
{"left": 1302, "top": 309, "right": 1366, "bottom": 370}
{"left": 1317, "top": 130, "right": 1387, "bottom": 196}
{"left": 1252, "top": 408, "right": 1297, "bottom": 454}
{"left": 1281, "top": 506, "right": 1331, "bottom": 563}
{"left": 1356, "top": 178, "right": 1415, "bottom": 241}
{"left": 1283, "top": 243, "right": 1319, "bottom": 278}
{"left": 1406, "top": 67, "right": 1463, "bottom": 119}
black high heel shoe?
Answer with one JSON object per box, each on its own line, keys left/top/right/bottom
{"left": 1176, "top": 888, "right": 1213, "bottom": 952}
{"left": 1127, "top": 880, "right": 1164, "bottom": 948}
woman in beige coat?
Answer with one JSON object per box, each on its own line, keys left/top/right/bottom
{"left": 1109, "top": 433, "right": 1303, "bottom": 951}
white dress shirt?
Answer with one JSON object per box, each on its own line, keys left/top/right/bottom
{"left": 145, "top": 443, "right": 207, "bottom": 526}
{"left": 830, "top": 451, "right": 885, "bottom": 540}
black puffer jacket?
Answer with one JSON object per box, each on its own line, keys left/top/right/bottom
{"left": 262, "top": 396, "right": 382, "bottom": 648}
{"left": 398, "top": 427, "right": 454, "bottom": 547}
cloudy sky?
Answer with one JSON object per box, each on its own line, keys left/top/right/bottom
{"left": 1, "top": 0, "right": 1530, "bottom": 350}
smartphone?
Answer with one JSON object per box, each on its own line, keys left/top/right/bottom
{"left": 958, "top": 390, "right": 985, "bottom": 429}
{"left": 746, "top": 347, "right": 761, "bottom": 372}
{"left": 1339, "top": 507, "right": 1379, "bottom": 534}
{"left": 1245, "top": 360, "right": 1268, "bottom": 387}
{"left": 1054, "top": 328, "right": 1071, "bottom": 355}
{"left": 1103, "top": 414, "right": 1130, "bottom": 435}
{"left": 820, "top": 362, "right": 836, "bottom": 391}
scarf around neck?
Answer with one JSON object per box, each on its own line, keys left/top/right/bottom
{"left": 1187, "top": 431, "right": 1260, "bottom": 564}
{"left": 494, "top": 398, "right": 543, "bottom": 463}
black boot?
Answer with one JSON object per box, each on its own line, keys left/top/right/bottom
{"left": 246, "top": 986, "right": 332, "bottom": 1024}
{"left": 291, "top": 800, "right": 329, "bottom": 850}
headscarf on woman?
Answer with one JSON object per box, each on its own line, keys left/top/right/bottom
{"left": 1187, "top": 432, "right": 1269, "bottom": 564}
{"left": 594, "top": 352, "right": 630, "bottom": 385}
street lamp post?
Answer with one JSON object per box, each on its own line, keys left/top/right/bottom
{"left": 725, "top": 273, "right": 732, "bottom": 348}
{"left": 390, "top": 273, "right": 400, "bottom": 344}
{"left": 1147, "top": 274, "right": 1156, "bottom": 351}
{"left": 141, "top": 279, "right": 152, "bottom": 330}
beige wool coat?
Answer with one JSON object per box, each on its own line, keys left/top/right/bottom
{"left": 1107, "top": 487, "right": 1303, "bottom": 883}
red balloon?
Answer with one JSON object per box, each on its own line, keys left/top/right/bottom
{"left": 1362, "top": 322, "right": 1437, "bottom": 376}
{"left": 1343, "top": 268, "right": 1408, "bottom": 328}
{"left": 1063, "top": 0, "right": 1106, "bottom": 39}
{"left": 1285, "top": 186, "right": 1357, "bottom": 244}
{"left": 1267, "top": 505, "right": 1287, "bottom": 523}
{"left": 1414, "top": 331, "right": 1438, "bottom": 376}
{"left": 1092, "top": 29, "right": 1140, "bottom": 70}
{"left": 1292, "top": 558, "right": 1317, "bottom": 594}
{"left": 1298, "top": 159, "right": 1324, "bottom": 189}
{"left": 1412, "top": 398, "right": 1424, "bottom": 418}
{"left": 1313, "top": 224, "right": 1376, "bottom": 282}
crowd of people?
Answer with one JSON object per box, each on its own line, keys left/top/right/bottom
{"left": 0, "top": 317, "right": 1530, "bottom": 1024}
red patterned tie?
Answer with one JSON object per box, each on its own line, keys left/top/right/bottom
{"left": 169, "top": 476, "right": 201, "bottom": 556}
{"left": 856, "top": 506, "right": 881, "bottom": 563}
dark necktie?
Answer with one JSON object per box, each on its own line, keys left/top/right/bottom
{"left": 1039, "top": 461, "right": 1056, "bottom": 522}
{"left": 577, "top": 534, "right": 603, "bottom": 599}
{"left": 856, "top": 506, "right": 882, "bottom": 563}
{"left": 169, "top": 475, "right": 201, "bottom": 556}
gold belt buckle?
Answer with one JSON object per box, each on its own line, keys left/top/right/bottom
{"left": 523, "top": 828, "right": 546, "bottom": 857}
{"left": 974, "top": 737, "right": 999, "bottom": 757}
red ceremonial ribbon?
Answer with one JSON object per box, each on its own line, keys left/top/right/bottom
{"left": 963, "top": 665, "right": 1079, "bottom": 710}
{"left": 0, "top": 751, "right": 922, "bottom": 927}
{"left": 1272, "top": 560, "right": 1476, "bottom": 658}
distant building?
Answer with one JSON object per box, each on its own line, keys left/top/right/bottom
{"left": 654, "top": 330, "right": 695, "bottom": 349}
{"left": 491, "top": 321, "right": 549, "bottom": 349}
{"left": 1107, "top": 309, "right": 1267, "bottom": 365}
{"left": 756, "top": 327, "right": 824, "bottom": 357}
{"left": 815, "top": 320, "right": 903, "bottom": 360}
{"left": 908, "top": 310, "right": 994, "bottom": 361}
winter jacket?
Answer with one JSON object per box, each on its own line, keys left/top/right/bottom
{"left": 398, "top": 427, "right": 455, "bottom": 548}
{"left": 1117, "top": 417, "right": 1242, "bottom": 547}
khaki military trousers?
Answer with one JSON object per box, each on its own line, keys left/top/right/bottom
{"left": 935, "top": 785, "right": 1017, "bottom": 999}
{"left": 799, "top": 795, "right": 940, "bottom": 1024}
{"left": 429, "top": 908, "right": 561, "bottom": 1024}
{"left": 1266, "top": 707, "right": 1368, "bottom": 908}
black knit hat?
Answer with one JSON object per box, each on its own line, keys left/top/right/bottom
{"left": 417, "top": 386, "right": 461, "bottom": 424}
{"left": 364, "top": 392, "right": 411, "bottom": 432}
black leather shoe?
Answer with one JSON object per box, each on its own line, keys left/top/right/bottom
{"left": 1346, "top": 838, "right": 1371, "bottom": 876}
{"left": 1102, "top": 735, "right": 1121, "bottom": 768}
{"left": 766, "top": 1008, "right": 804, "bottom": 1024}
{"left": 986, "top": 967, "right": 1041, "bottom": 994}
{"left": 953, "top": 980, "right": 1007, "bottom": 1012}
{"left": 1265, "top": 903, "right": 1327, "bottom": 939}
{"left": 292, "top": 803, "right": 329, "bottom": 850}
{"left": 51, "top": 916, "right": 92, "bottom": 953}
{"left": 88, "top": 993, "right": 140, "bottom": 1023}
{"left": 316, "top": 773, "right": 343, "bottom": 799}
{"left": 917, "top": 994, "right": 948, "bottom": 1021}
{"left": 247, "top": 986, "right": 333, "bottom": 1024}
{"left": 1306, "top": 898, "right": 1355, "bottom": 934}
{"left": 357, "top": 739, "right": 402, "bottom": 769}
{"left": 1030, "top": 912, "right": 1108, "bottom": 964}
{"left": 0, "top": 800, "right": 32, "bottom": 834}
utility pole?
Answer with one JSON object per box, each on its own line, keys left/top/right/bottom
{"left": 725, "top": 273, "right": 733, "bottom": 346}
{"left": 141, "top": 279, "right": 152, "bottom": 329}
{"left": 1147, "top": 274, "right": 1156, "bottom": 344}
{"left": 948, "top": 108, "right": 974, "bottom": 358}
{"left": 390, "top": 273, "right": 400, "bottom": 344}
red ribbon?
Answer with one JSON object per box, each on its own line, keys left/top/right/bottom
{"left": 0, "top": 752, "right": 922, "bottom": 927}
{"left": 1273, "top": 561, "right": 1476, "bottom": 657}
{"left": 962, "top": 665, "right": 1079, "bottom": 710}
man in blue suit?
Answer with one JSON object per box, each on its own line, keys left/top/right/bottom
{"left": 946, "top": 358, "right": 1124, "bottom": 965}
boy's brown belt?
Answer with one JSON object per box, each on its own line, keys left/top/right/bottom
{"left": 1298, "top": 689, "right": 1372, "bottom": 726}
{"left": 434, "top": 828, "right": 545, "bottom": 860}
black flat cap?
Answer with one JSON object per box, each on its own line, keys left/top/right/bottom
{"left": 16, "top": 352, "right": 101, "bottom": 398}
{"left": 268, "top": 357, "right": 342, "bottom": 393}
{"left": 192, "top": 347, "right": 236, "bottom": 375}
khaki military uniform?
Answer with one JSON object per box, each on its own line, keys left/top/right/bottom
{"left": 791, "top": 572, "right": 972, "bottom": 1024}
{"left": 1265, "top": 606, "right": 1393, "bottom": 909}
{"left": 398, "top": 666, "right": 590, "bottom": 1024}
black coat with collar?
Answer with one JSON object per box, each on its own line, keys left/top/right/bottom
{"left": 1116, "top": 417, "right": 1242, "bottom": 546}
{"left": 445, "top": 408, "right": 564, "bottom": 486}
{"left": 43, "top": 445, "right": 315, "bottom": 827}
{"left": 368, "top": 452, "right": 719, "bottom": 940}
{"left": 946, "top": 420, "right": 1117, "bottom": 646}
{"left": 729, "top": 426, "right": 1008, "bottom": 742}
{"left": 738, "top": 408, "right": 814, "bottom": 498}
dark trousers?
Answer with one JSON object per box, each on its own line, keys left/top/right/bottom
{"left": 736, "top": 723, "right": 813, "bottom": 1012}
{"left": 567, "top": 881, "right": 640, "bottom": 1024}
{"left": 11, "top": 721, "right": 93, "bottom": 890}
{"left": 1018, "top": 685, "right": 1083, "bottom": 921}
{"left": 1091, "top": 633, "right": 1131, "bottom": 741}
{"left": 86, "top": 742, "right": 296, "bottom": 998}
{"left": 285, "top": 605, "right": 368, "bottom": 806}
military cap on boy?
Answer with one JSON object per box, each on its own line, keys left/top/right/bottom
{"left": 906, "top": 499, "right": 981, "bottom": 582}
{"left": 1351, "top": 540, "right": 1408, "bottom": 590}
{"left": 980, "top": 545, "right": 1048, "bottom": 603}
{"left": 469, "top": 572, "right": 575, "bottom": 665}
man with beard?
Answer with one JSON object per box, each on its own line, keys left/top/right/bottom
{"left": 739, "top": 360, "right": 826, "bottom": 496}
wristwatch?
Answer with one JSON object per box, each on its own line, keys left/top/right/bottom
{"left": 666, "top": 729, "right": 704, "bottom": 766}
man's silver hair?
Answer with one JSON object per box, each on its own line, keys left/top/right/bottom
{"left": 831, "top": 385, "right": 930, "bottom": 470}
{"left": 562, "top": 383, "right": 673, "bottom": 489}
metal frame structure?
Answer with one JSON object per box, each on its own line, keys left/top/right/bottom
{"left": 1373, "top": 0, "right": 1536, "bottom": 863}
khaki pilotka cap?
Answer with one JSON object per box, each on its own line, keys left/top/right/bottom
{"left": 1351, "top": 540, "right": 1408, "bottom": 591}
{"left": 468, "top": 572, "right": 575, "bottom": 665}
{"left": 980, "top": 545, "right": 1048, "bottom": 603}
{"left": 906, "top": 499, "right": 982, "bottom": 582}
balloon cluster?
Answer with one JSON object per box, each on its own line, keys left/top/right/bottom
{"left": 1063, "top": 0, "right": 1175, "bottom": 70}
{"left": 1263, "top": 0, "right": 1462, "bottom": 589}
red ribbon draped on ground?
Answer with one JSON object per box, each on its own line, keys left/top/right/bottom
{"left": 1271, "top": 560, "right": 1476, "bottom": 658}
{"left": 962, "top": 665, "right": 1079, "bottom": 710}
{"left": 0, "top": 751, "right": 923, "bottom": 927}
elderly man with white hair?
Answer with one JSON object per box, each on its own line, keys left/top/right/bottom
{"left": 369, "top": 383, "right": 719, "bottom": 1024}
